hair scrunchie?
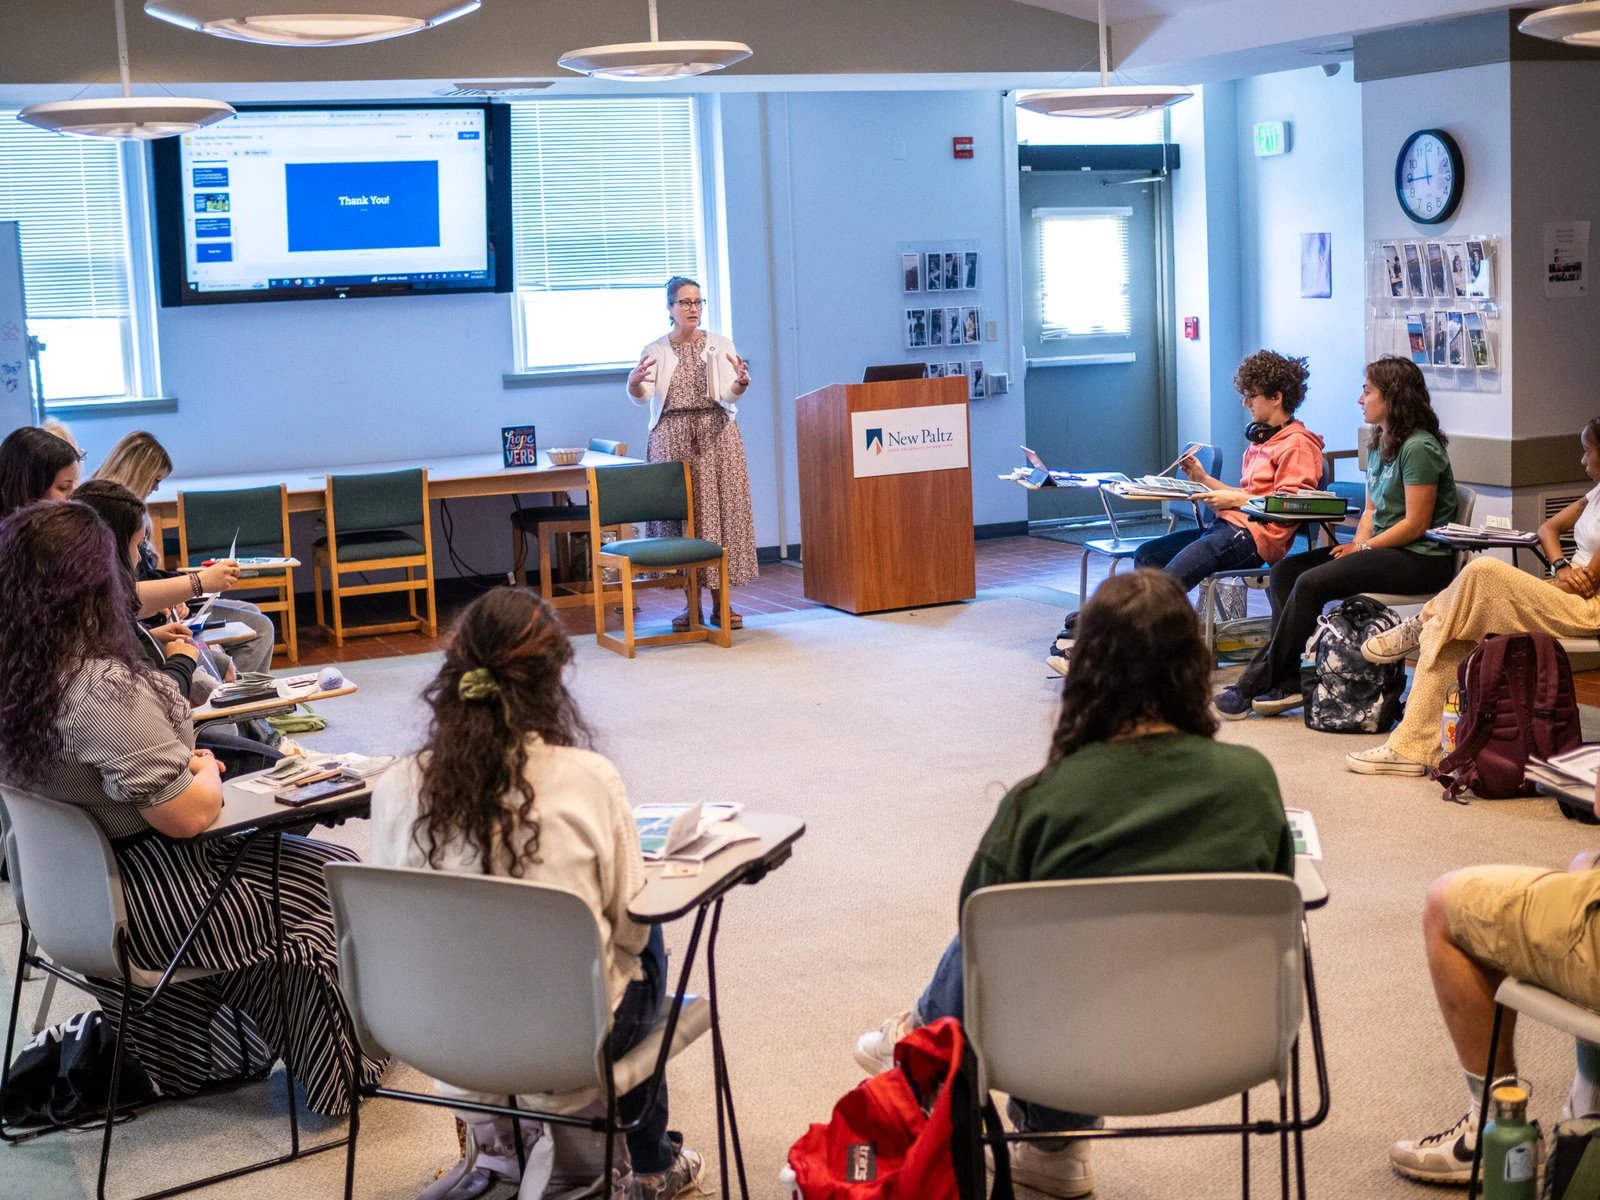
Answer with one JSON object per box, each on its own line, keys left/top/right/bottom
{"left": 458, "top": 667, "right": 501, "bottom": 702}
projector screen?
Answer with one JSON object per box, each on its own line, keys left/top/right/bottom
{"left": 153, "top": 104, "right": 512, "bottom": 305}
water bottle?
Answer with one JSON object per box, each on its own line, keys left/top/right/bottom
{"left": 1481, "top": 1083, "right": 1539, "bottom": 1200}
{"left": 778, "top": 1165, "right": 802, "bottom": 1200}
{"left": 1441, "top": 685, "right": 1461, "bottom": 754}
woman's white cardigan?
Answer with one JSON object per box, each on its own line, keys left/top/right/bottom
{"left": 628, "top": 330, "right": 742, "bottom": 432}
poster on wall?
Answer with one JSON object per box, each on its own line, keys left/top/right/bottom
{"left": 1300, "top": 233, "right": 1332, "bottom": 299}
{"left": 1544, "top": 220, "right": 1590, "bottom": 298}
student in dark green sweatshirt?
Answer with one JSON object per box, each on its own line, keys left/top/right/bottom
{"left": 855, "top": 569, "right": 1294, "bottom": 1200}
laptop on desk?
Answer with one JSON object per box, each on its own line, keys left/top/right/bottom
{"left": 862, "top": 363, "right": 929, "bottom": 383}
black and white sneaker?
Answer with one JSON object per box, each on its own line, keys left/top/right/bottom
{"left": 1046, "top": 615, "right": 1078, "bottom": 676}
{"left": 1389, "top": 1111, "right": 1477, "bottom": 1184}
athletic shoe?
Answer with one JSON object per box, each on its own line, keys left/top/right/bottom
{"left": 1347, "top": 745, "right": 1428, "bottom": 776}
{"left": 1252, "top": 688, "right": 1305, "bottom": 716}
{"left": 633, "top": 1139, "right": 703, "bottom": 1200}
{"left": 854, "top": 1010, "right": 915, "bottom": 1076}
{"left": 1046, "top": 622, "right": 1075, "bottom": 677}
{"left": 1007, "top": 1139, "right": 1094, "bottom": 1199}
{"left": 1389, "top": 1110, "right": 1478, "bottom": 1184}
{"left": 1213, "top": 686, "right": 1254, "bottom": 720}
{"left": 1363, "top": 615, "right": 1426, "bottom": 664}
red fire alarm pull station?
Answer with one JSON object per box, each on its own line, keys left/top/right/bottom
{"left": 953, "top": 136, "right": 974, "bottom": 159}
{"left": 1183, "top": 316, "right": 1200, "bottom": 340}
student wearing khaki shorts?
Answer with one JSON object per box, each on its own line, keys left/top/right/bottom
{"left": 1388, "top": 851, "right": 1600, "bottom": 1185}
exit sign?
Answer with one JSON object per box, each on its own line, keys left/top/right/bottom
{"left": 1253, "top": 121, "right": 1288, "bottom": 157}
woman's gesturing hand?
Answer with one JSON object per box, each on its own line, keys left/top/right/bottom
{"left": 726, "top": 352, "right": 751, "bottom": 390}
{"left": 628, "top": 353, "right": 657, "bottom": 392}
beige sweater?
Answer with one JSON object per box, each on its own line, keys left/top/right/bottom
{"left": 369, "top": 738, "right": 650, "bottom": 1010}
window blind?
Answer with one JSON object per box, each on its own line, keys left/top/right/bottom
{"left": 1035, "top": 207, "right": 1131, "bottom": 339}
{"left": 0, "top": 117, "right": 131, "bottom": 319}
{"left": 511, "top": 98, "right": 702, "bottom": 292}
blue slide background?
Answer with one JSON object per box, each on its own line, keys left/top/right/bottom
{"left": 284, "top": 161, "right": 441, "bottom": 253}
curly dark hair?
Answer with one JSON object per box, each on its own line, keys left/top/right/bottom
{"left": 1366, "top": 356, "right": 1448, "bottom": 465}
{"left": 1233, "top": 350, "right": 1310, "bottom": 414}
{"left": 0, "top": 501, "right": 177, "bottom": 786}
{"left": 0, "top": 427, "right": 80, "bottom": 518}
{"left": 412, "top": 587, "right": 593, "bottom": 877}
{"left": 1048, "top": 569, "right": 1218, "bottom": 764}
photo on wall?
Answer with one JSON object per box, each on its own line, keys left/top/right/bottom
{"left": 962, "top": 306, "right": 980, "bottom": 345}
{"left": 1406, "top": 313, "right": 1430, "bottom": 365}
{"left": 944, "top": 252, "right": 961, "bottom": 291}
{"left": 946, "top": 360, "right": 966, "bottom": 379}
{"left": 1403, "top": 242, "right": 1428, "bottom": 296}
{"left": 1465, "top": 240, "right": 1493, "bottom": 298}
{"left": 1444, "top": 241, "right": 1468, "bottom": 298}
{"left": 1425, "top": 242, "right": 1449, "bottom": 298}
{"left": 1463, "top": 311, "right": 1494, "bottom": 367}
{"left": 926, "top": 362, "right": 946, "bottom": 378}
{"left": 1431, "top": 311, "right": 1448, "bottom": 366}
{"left": 903, "top": 253, "right": 922, "bottom": 293}
{"left": 968, "top": 360, "right": 985, "bottom": 399}
{"left": 1300, "top": 233, "right": 1332, "bottom": 299}
{"left": 906, "top": 308, "right": 928, "bottom": 348}
{"left": 1382, "top": 243, "right": 1406, "bottom": 298}
{"left": 963, "top": 251, "right": 979, "bottom": 290}
{"left": 925, "top": 251, "right": 942, "bottom": 292}
{"left": 1445, "top": 311, "right": 1466, "bottom": 366}
{"left": 945, "top": 306, "right": 962, "bottom": 346}
{"left": 929, "top": 305, "right": 945, "bottom": 346}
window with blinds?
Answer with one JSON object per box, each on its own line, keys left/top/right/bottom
{"left": 0, "top": 117, "right": 140, "bottom": 401}
{"left": 510, "top": 97, "right": 707, "bottom": 372}
{"left": 1035, "top": 208, "right": 1132, "bottom": 339}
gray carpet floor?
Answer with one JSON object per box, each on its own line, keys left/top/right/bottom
{"left": 4, "top": 593, "right": 1598, "bottom": 1199}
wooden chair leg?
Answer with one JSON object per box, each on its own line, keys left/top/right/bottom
{"left": 313, "top": 561, "right": 325, "bottom": 630}
{"left": 687, "top": 571, "right": 702, "bottom": 631}
{"left": 714, "top": 558, "right": 732, "bottom": 647}
{"left": 538, "top": 526, "right": 556, "bottom": 604}
{"left": 406, "top": 566, "right": 419, "bottom": 623}
{"left": 592, "top": 553, "right": 608, "bottom": 644}
{"left": 330, "top": 566, "right": 346, "bottom": 648}
{"left": 620, "top": 568, "right": 637, "bottom": 659}
{"left": 422, "top": 563, "right": 437, "bottom": 639}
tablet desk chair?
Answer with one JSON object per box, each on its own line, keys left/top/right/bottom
{"left": 1078, "top": 445, "right": 1222, "bottom": 606}
{"left": 510, "top": 439, "right": 628, "bottom": 609}
{"left": 313, "top": 468, "right": 437, "bottom": 647}
{"left": 1358, "top": 483, "right": 1477, "bottom": 617}
{"left": 586, "top": 462, "right": 732, "bottom": 657}
{"left": 178, "top": 483, "right": 298, "bottom": 662}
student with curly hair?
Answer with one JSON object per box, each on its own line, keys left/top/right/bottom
{"left": 1215, "top": 356, "right": 1458, "bottom": 718}
{"left": 857, "top": 570, "right": 1293, "bottom": 1199}
{"left": 369, "top": 587, "right": 703, "bottom": 1200}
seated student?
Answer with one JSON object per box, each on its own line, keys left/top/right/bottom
{"left": 369, "top": 587, "right": 703, "bottom": 1200}
{"left": 1349, "top": 416, "right": 1600, "bottom": 775}
{"left": 1388, "top": 846, "right": 1600, "bottom": 1184}
{"left": 1215, "top": 356, "right": 1458, "bottom": 718}
{"left": 857, "top": 569, "right": 1293, "bottom": 1200}
{"left": 0, "top": 500, "right": 383, "bottom": 1115}
{"left": 0, "top": 425, "right": 82, "bottom": 516}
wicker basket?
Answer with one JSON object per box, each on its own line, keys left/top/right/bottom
{"left": 546, "top": 447, "right": 584, "bottom": 466}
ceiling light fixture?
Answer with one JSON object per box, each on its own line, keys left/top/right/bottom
{"left": 1518, "top": 1, "right": 1600, "bottom": 46}
{"left": 558, "top": 0, "right": 751, "bottom": 81}
{"left": 18, "top": 0, "right": 234, "bottom": 140}
{"left": 1016, "top": 0, "right": 1191, "bottom": 119}
{"left": 143, "top": 0, "right": 479, "bottom": 47}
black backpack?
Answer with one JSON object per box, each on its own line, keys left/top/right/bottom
{"left": 1298, "top": 596, "right": 1407, "bottom": 734}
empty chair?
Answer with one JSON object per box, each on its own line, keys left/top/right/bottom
{"left": 313, "top": 468, "right": 437, "bottom": 646}
{"left": 510, "top": 438, "right": 629, "bottom": 609}
{"left": 177, "top": 483, "right": 298, "bottom": 662}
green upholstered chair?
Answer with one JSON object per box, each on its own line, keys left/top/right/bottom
{"left": 510, "top": 438, "right": 629, "bottom": 609}
{"left": 177, "top": 483, "right": 298, "bottom": 662}
{"left": 586, "top": 461, "right": 731, "bottom": 657}
{"left": 313, "top": 468, "right": 436, "bottom": 646}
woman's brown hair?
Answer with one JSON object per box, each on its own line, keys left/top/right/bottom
{"left": 1365, "top": 356, "right": 1448, "bottom": 465}
{"left": 411, "top": 587, "right": 592, "bottom": 876}
{"left": 91, "top": 431, "right": 174, "bottom": 500}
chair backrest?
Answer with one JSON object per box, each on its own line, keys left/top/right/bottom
{"left": 1455, "top": 483, "right": 1477, "bottom": 526}
{"left": 329, "top": 469, "right": 426, "bottom": 535}
{"left": 587, "top": 438, "right": 627, "bottom": 457}
{"left": 589, "top": 461, "right": 690, "bottom": 529}
{"left": 324, "top": 864, "right": 611, "bottom": 1098}
{"left": 0, "top": 785, "right": 128, "bottom": 979}
{"left": 179, "top": 484, "right": 288, "bottom": 562}
{"left": 961, "top": 874, "right": 1304, "bottom": 1117}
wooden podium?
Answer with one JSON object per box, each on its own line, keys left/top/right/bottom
{"left": 796, "top": 376, "right": 975, "bottom": 614}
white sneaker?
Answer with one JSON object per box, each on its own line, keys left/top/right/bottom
{"left": 1346, "top": 745, "right": 1428, "bottom": 776}
{"left": 1390, "top": 1110, "right": 1477, "bottom": 1184}
{"left": 1046, "top": 652, "right": 1070, "bottom": 677}
{"left": 1363, "top": 615, "right": 1425, "bottom": 664}
{"left": 1008, "top": 1139, "right": 1094, "bottom": 1199}
{"left": 854, "top": 1010, "right": 915, "bottom": 1076}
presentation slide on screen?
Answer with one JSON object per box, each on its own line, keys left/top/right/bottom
{"left": 178, "top": 109, "right": 489, "bottom": 292}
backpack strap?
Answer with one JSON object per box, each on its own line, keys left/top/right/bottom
{"left": 1527, "top": 635, "right": 1569, "bottom": 762}
{"left": 1433, "top": 637, "right": 1509, "bottom": 803}
{"left": 951, "top": 1034, "right": 1014, "bottom": 1199}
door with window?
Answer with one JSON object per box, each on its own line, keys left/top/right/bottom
{"left": 1021, "top": 169, "right": 1167, "bottom": 521}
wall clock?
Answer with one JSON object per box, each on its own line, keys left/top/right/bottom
{"left": 1395, "top": 129, "right": 1464, "bottom": 225}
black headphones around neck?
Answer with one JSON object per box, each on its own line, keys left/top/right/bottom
{"left": 1245, "top": 419, "right": 1296, "bottom": 445}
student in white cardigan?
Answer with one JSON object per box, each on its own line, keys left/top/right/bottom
{"left": 369, "top": 587, "right": 702, "bottom": 1200}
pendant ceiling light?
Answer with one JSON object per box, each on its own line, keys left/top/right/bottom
{"left": 144, "top": 0, "right": 479, "bottom": 46}
{"left": 1518, "top": 1, "right": 1600, "bottom": 45}
{"left": 558, "top": 0, "right": 751, "bottom": 80}
{"left": 19, "top": 0, "right": 234, "bottom": 140}
{"left": 1016, "top": 0, "right": 1191, "bottom": 119}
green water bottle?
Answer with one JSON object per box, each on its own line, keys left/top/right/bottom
{"left": 1481, "top": 1084, "right": 1539, "bottom": 1200}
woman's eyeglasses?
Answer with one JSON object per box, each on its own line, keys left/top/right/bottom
{"left": 673, "top": 298, "right": 705, "bottom": 309}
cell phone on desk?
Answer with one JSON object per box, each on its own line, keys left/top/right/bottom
{"left": 275, "top": 777, "right": 364, "bottom": 806}
{"left": 207, "top": 682, "right": 278, "bottom": 708}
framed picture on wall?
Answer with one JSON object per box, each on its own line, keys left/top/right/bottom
{"left": 906, "top": 308, "right": 928, "bottom": 348}
{"left": 1431, "top": 311, "right": 1448, "bottom": 365}
{"left": 1381, "top": 243, "right": 1406, "bottom": 298}
{"left": 1465, "top": 240, "right": 1493, "bottom": 297}
{"left": 944, "top": 252, "right": 961, "bottom": 290}
{"left": 964, "top": 251, "right": 978, "bottom": 290}
{"left": 1300, "top": 233, "right": 1332, "bottom": 299}
{"left": 925, "top": 251, "right": 942, "bottom": 291}
{"left": 929, "top": 306, "right": 945, "bottom": 346}
{"left": 1443, "top": 241, "right": 1468, "bottom": 297}
{"left": 1406, "top": 313, "right": 1429, "bottom": 364}
{"left": 903, "top": 253, "right": 922, "bottom": 293}
{"left": 968, "top": 360, "right": 985, "bottom": 398}
{"left": 1464, "top": 311, "right": 1494, "bottom": 367}
{"left": 1445, "top": 311, "right": 1466, "bottom": 366}
{"left": 946, "top": 361, "right": 966, "bottom": 380}
{"left": 927, "top": 362, "right": 946, "bottom": 378}
{"left": 962, "top": 306, "right": 980, "bottom": 345}
{"left": 1425, "top": 243, "right": 1449, "bottom": 297}
{"left": 945, "top": 306, "right": 961, "bottom": 345}
{"left": 1403, "top": 242, "right": 1428, "bottom": 296}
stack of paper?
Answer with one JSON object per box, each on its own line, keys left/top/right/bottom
{"left": 1527, "top": 745, "right": 1600, "bottom": 796}
{"left": 634, "top": 802, "right": 757, "bottom": 863}
{"left": 1429, "top": 523, "right": 1540, "bottom": 544}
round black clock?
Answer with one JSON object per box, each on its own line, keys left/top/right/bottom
{"left": 1395, "top": 129, "right": 1464, "bottom": 225}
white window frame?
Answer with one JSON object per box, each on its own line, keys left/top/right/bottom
{"left": 506, "top": 94, "right": 722, "bottom": 380}
{"left": 1034, "top": 206, "right": 1133, "bottom": 341}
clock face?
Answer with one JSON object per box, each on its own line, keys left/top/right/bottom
{"left": 1396, "top": 130, "right": 1464, "bottom": 225}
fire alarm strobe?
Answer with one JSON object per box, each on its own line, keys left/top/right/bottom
{"left": 952, "top": 136, "right": 973, "bottom": 159}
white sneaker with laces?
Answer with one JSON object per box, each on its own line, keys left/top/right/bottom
{"left": 1363, "top": 615, "right": 1426, "bottom": 664}
{"left": 1007, "top": 1139, "right": 1094, "bottom": 1199}
{"left": 853, "top": 1010, "right": 915, "bottom": 1076}
{"left": 1347, "top": 745, "right": 1428, "bottom": 776}
{"left": 1390, "top": 1110, "right": 1477, "bottom": 1184}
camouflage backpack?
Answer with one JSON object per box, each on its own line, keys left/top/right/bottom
{"left": 1298, "top": 596, "right": 1407, "bottom": 734}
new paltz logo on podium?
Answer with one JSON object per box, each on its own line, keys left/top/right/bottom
{"left": 850, "top": 405, "right": 969, "bottom": 479}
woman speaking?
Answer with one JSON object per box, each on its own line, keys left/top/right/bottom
{"left": 626, "top": 276, "right": 758, "bottom": 630}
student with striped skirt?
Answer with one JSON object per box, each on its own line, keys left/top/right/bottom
{"left": 0, "top": 500, "right": 384, "bottom": 1115}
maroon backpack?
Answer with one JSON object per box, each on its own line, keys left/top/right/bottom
{"left": 1433, "top": 632, "right": 1581, "bottom": 802}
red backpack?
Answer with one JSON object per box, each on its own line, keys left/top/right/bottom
{"left": 1433, "top": 632, "right": 1581, "bottom": 802}
{"left": 786, "top": 1018, "right": 1012, "bottom": 1200}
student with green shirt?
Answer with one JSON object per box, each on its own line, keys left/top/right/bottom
{"left": 854, "top": 570, "right": 1293, "bottom": 1200}
{"left": 1215, "top": 356, "right": 1457, "bottom": 719}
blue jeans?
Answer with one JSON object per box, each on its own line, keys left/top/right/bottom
{"left": 1132, "top": 521, "right": 1262, "bottom": 592}
{"left": 916, "top": 936, "right": 1099, "bottom": 1135}
{"left": 611, "top": 925, "right": 675, "bottom": 1173}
